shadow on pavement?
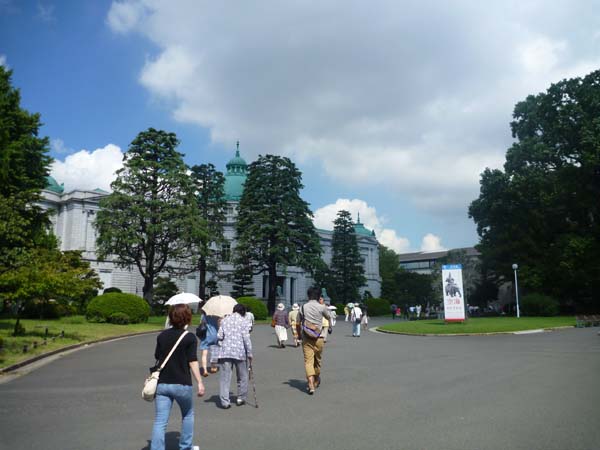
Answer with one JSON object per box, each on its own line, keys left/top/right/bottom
{"left": 140, "top": 431, "right": 180, "bottom": 450}
{"left": 283, "top": 378, "right": 307, "bottom": 393}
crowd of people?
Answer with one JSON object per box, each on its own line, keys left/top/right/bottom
{"left": 148, "top": 289, "right": 370, "bottom": 450}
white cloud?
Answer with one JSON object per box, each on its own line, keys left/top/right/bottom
{"left": 51, "top": 138, "right": 72, "bottom": 154}
{"left": 313, "top": 198, "right": 411, "bottom": 253}
{"left": 50, "top": 144, "right": 124, "bottom": 192}
{"left": 0, "top": 54, "right": 7, "bottom": 68}
{"left": 420, "top": 233, "right": 446, "bottom": 252}
{"left": 36, "top": 2, "right": 55, "bottom": 23}
{"left": 106, "top": 0, "right": 148, "bottom": 34}
{"left": 106, "top": 0, "right": 600, "bottom": 220}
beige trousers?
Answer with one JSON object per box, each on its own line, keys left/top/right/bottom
{"left": 302, "top": 334, "right": 324, "bottom": 378}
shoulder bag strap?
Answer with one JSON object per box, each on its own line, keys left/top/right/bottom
{"left": 159, "top": 330, "right": 189, "bottom": 371}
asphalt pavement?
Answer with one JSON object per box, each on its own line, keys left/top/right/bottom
{"left": 1, "top": 317, "right": 599, "bottom": 450}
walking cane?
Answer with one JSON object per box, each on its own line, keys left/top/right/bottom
{"left": 247, "top": 357, "right": 258, "bottom": 408}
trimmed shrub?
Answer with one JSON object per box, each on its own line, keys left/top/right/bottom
{"left": 366, "top": 297, "right": 391, "bottom": 316}
{"left": 335, "top": 303, "right": 346, "bottom": 315}
{"left": 108, "top": 312, "right": 131, "bottom": 325}
{"left": 521, "top": 293, "right": 560, "bottom": 316}
{"left": 103, "top": 287, "right": 122, "bottom": 294}
{"left": 86, "top": 292, "right": 150, "bottom": 323}
{"left": 236, "top": 297, "right": 268, "bottom": 320}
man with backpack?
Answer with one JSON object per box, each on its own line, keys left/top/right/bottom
{"left": 349, "top": 303, "right": 363, "bottom": 337}
{"left": 298, "top": 286, "right": 333, "bottom": 395}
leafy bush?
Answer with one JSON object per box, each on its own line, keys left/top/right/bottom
{"left": 366, "top": 297, "right": 390, "bottom": 316}
{"left": 236, "top": 297, "right": 268, "bottom": 320}
{"left": 103, "top": 287, "right": 122, "bottom": 294}
{"left": 86, "top": 293, "right": 150, "bottom": 323}
{"left": 0, "top": 336, "right": 4, "bottom": 348}
{"left": 56, "top": 303, "right": 77, "bottom": 317}
{"left": 335, "top": 303, "right": 346, "bottom": 315}
{"left": 521, "top": 293, "right": 559, "bottom": 316}
{"left": 108, "top": 312, "right": 131, "bottom": 325}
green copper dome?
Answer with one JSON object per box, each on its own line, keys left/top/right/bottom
{"left": 224, "top": 142, "right": 247, "bottom": 201}
{"left": 45, "top": 175, "right": 64, "bottom": 194}
{"left": 353, "top": 213, "right": 375, "bottom": 237}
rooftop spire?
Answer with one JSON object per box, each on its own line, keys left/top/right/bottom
{"left": 236, "top": 140, "right": 240, "bottom": 157}
{"left": 357, "top": 212, "right": 361, "bottom": 224}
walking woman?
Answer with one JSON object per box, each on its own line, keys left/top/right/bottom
{"left": 288, "top": 303, "right": 301, "bottom": 347}
{"left": 150, "top": 304, "right": 205, "bottom": 450}
{"left": 217, "top": 304, "right": 253, "bottom": 408}
{"left": 198, "top": 306, "right": 220, "bottom": 376}
{"left": 272, "top": 303, "right": 290, "bottom": 348}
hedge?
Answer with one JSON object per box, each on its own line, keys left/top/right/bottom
{"left": 521, "top": 293, "right": 559, "bottom": 316}
{"left": 236, "top": 297, "right": 268, "bottom": 320}
{"left": 366, "top": 297, "right": 391, "bottom": 316}
{"left": 86, "top": 292, "right": 150, "bottom": 323}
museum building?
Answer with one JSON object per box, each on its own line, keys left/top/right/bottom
{"left": 40, "top": 149, "right": 381, "bottom": 306}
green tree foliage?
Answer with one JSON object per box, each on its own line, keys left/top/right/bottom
{"left": 329, "top": 210, "right": 366, "bottom": 304}
{"left": 230, "top": 248, "right": 255, "bottom": 298}
{"left": 235, "top": 155, "right": 321, "bottom": 313}
{"left": 95, "top": 128, "right": 205, "bottom": 304}
{"left": 365, "top": 297, "right": 390, "bottom": 316}
{"left": 0, "top": 66, "right": 54, "bottom": 275}
{"left": 152, "top": 276, "right": 179, "bottom": 314}
{"left": 189, "top": 163, "right": 226, "bottom": 299}
{"left": 469, "top": 70, "right": 600, "bottom": 312}
{"left": 379, "top": 245, "right": 434, "bottom": 308}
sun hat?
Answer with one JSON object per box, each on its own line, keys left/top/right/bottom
{"left": 277, "top": 303, "right": 285, "bottom": 310}
{"left": 292, "top": 303, "right": 299, "bottom": 310}
{"left": 347, "top": 303, "right": 354, "bottom": 309}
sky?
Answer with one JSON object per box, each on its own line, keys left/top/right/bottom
{"left": 2, "top": 0, "right": 599, "bottom": 254}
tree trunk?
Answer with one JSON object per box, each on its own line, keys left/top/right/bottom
{"left": 198, "top": 257, "right": 207, "bottom": 300}
{"left": 143, "top": 276, "right": 154, "bottom": 305}
{"left": 268, "top": 263, "right": 277, "bottom": 314}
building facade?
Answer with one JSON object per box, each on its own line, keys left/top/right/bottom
{"left": 41, "top": 149, "right": 381, "bottom": 307}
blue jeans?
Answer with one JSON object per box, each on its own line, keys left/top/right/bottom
{"left": 352, "top": 321, "right": 361, "bottom": 336}
{"left": 151, "top": 384, "right": 194, "bottom": 450}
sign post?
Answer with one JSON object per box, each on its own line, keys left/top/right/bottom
{"left": 442, "top": 264, "right": 465, "bottom": 322}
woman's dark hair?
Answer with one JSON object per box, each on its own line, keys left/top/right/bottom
{"left": 233, "top": 303, "right": 246, "bottom": 317}
{"left": 169, "top": 304, "right": 192, "bottom": 329}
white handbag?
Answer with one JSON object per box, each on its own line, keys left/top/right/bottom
{"left": 142, "top": 331, "right": 189, "bottom": 402}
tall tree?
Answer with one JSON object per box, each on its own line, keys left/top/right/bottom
{"left": 379, "top": 245, "right": 401, "bottom": 301}
{"left": 189, "top": 163, "right": 226, "bottom": 299}
{"left": 0, "top": 66, "right": 54, "bottom": 275}
{"left": 95, "top": 128, "right": 203, "bottom": 304}
{"left": 329, "top": 210, "right": 366, "bottom": 304}
{"left": 469, "top": 70, "right": 600, "bottom": 312}
{"left": 235, "top": 154, "right": 321, "bottom": 313}
{"left": 230, "top": 248, "right": 255, "bottom": 298}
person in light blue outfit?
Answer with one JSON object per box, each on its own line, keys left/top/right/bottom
{"left": 151, "top": 304, "right": 204, "bottom": 450}
{"left": 198, "top": 312, "right": 220, "bottom": 377}
{"left": 217, "top": 304, "right": 253, "bottom": 408}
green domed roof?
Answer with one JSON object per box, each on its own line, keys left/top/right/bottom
{"left": 353, "top": 213, "right": 375, "bottom": 237}
{"left": 45, "top": 175, "right": 64, "bottom": 194}
{"left": 224, "top": 143, "right": 247, "bottom": 201}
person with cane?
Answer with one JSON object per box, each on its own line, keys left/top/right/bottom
{"left": 216, "top": 303, "right": 253, "bottom": 409}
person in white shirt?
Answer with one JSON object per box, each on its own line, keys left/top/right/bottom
{"left": 349, "top": 303, "right": 363, "bottom": 337}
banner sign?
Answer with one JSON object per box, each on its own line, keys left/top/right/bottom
{"left": 442, "top": 264, "right": 465, "bottom": 322}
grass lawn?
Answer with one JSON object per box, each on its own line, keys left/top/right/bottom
{"left": 0, "top": 315, "right": 196, "bottom": 369}
{"left": 377, "top": 316, "right": 575, "bottom": 335}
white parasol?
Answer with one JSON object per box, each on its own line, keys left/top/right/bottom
{"left": 165, "top": 292, "right": 203, "bottom": 306}
{"left": 201, "top": 295, "right": 237, "bottom": 317}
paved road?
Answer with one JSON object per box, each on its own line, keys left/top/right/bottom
{"left": 1, "top": 318, "right": 599, "bottom": 450}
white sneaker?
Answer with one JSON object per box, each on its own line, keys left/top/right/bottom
{"left": 193, "top": 446, "right": 200, "bottom": 450}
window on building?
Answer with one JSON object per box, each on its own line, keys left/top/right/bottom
{"left": 221, "top": 242, "right": 231, "bottom": 262}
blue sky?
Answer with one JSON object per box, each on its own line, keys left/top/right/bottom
{"left": 2, "top": 0, "right": 599, "bottom": 254}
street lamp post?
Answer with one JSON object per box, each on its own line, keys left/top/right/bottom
{"left": 512, "top": 263, "right": 520, "bottom": 318}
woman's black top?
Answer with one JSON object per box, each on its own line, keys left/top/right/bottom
{"left": 154, "top": 328, "right": 198, "bottom": 386}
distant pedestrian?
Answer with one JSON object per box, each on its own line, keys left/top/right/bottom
{"left": 360, "top": 304, "right": 369, "bottom": 330}
{"left": 390, "top": 303, "right": 397, "bottom": 320}
{"left": 198, "top": 309, "right": 220, "bottom": 377}
{"left": 298, "top": 287, "right": 333, "bottom": 394}
{"left": 319, "top": 297, "right": 331, "bottom": 343}
{"left": 217, "top": 304, "right": 253, "bottom": 409}
{"left": 416, "top": 304, "right": 422, "bottom": 319}
{"left": 349, "top": 303, "right": 363, "bottom": 337}
{"left": 245, "top": 306, "right": 255, "bottom": 333}
{"left": 344, "top": 305, "right": 350, "bottom": 322}
{"left": 150, "top": 304, "right": 205, "bottom": 450}
{"left": 289, "top": 303, "right": 301, "bottom": 347}
{"left": 272, "top": 303, "right": 290, "bottom": 348}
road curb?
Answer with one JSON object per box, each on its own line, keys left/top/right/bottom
{"left": 374, "top": 325, "right": 574, "bottom": 337}
{"left": 0, "top": 329, "right": 160, "bottom": 374}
